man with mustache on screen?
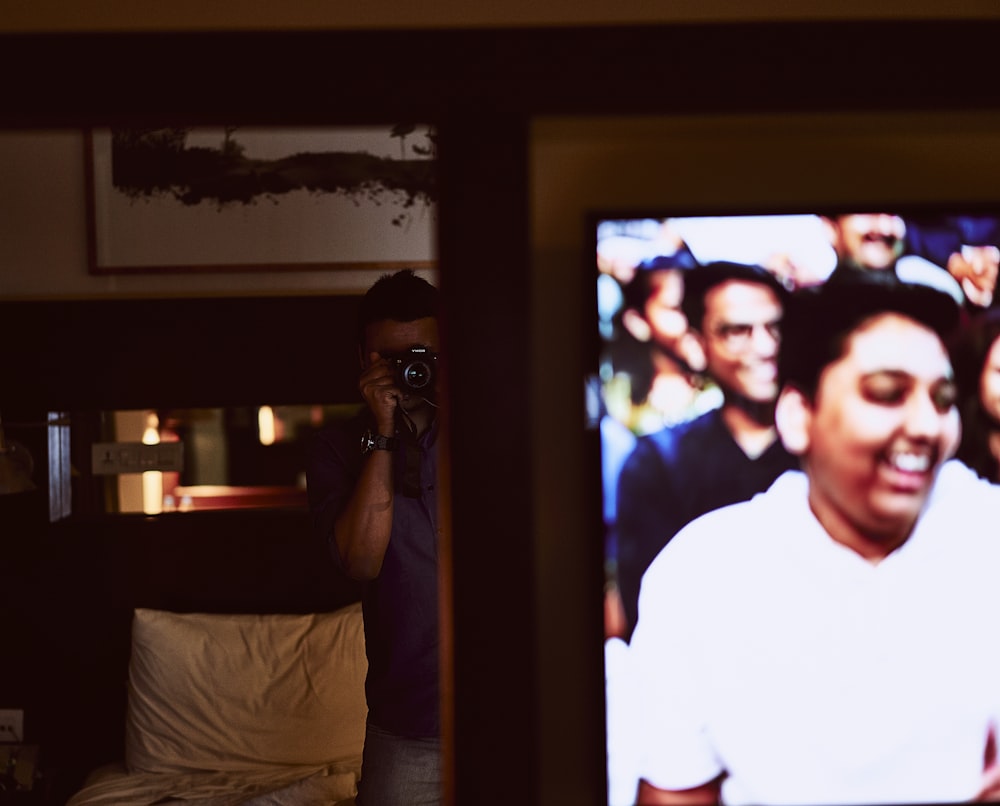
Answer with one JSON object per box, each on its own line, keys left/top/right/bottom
{"left": 629, "top": 276, "right": 1000, "bottom": 806}
{"left": 823, "top": 212, "right": 967, "bottom": 305}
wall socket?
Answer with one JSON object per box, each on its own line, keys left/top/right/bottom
{"left": 0, "top": 708, "right": 24, "bottom": 742}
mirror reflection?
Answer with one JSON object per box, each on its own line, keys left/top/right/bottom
{"left": 103, "top": 404, "right": 362, "bottom": 514}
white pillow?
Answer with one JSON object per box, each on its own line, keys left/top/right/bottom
{"left": 125, "top": 603, "right": 367, "bottom": 775}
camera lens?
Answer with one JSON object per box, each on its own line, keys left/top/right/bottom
{"left": 402, "top": 360, "right": 432, "bottom": 390}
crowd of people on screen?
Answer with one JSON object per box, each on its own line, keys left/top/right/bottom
{"left": 596, "top": 213, "right": 1000, "bottom": 806}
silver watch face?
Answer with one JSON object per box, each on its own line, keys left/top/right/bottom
{"left": 362, "top": 430, "right": 393, "bottom": 454}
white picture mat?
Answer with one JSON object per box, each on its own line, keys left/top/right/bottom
{"left": 88, "top": 126, "right": 436, "bottom": 272}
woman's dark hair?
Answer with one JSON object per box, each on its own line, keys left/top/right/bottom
{"left": 357, "top": 269, "right": 439, "bottom": 349}
{"left": 777, "top": 275, "right": 963, "bottom": 401}
{"left": 953, "top": 307, "right": 1000, "bottom": 481}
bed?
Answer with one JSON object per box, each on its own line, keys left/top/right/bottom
{"left": 66, "top": 601, "right": 368, "bottom": 806}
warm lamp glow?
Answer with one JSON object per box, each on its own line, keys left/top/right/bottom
{"left": 141, "top": 412, "right": 162, "bottom": 515}
{"left": 258, "top": 406, "right": 276, "bottom": 446}
{"left": 142, "top": 413, "right": 160, "bottom": 446}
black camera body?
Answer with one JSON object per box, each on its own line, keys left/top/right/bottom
{"left": 386, "top": 346, "right": 438, "bottom": 396}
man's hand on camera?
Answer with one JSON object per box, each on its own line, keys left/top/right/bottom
{"left": 360, "top": 352, "right": 400, "bottom": 435}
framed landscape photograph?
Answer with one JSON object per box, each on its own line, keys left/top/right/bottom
{"left": 85, "top": 125, "right": 437, "bottom": 274}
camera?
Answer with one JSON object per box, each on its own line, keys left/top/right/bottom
{"left": 386, "top": 346, "right": 438, "bottom": 396}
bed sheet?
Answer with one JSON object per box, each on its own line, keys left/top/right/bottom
{"left": 65, "top": 761, "right": 359, "bottom": 806}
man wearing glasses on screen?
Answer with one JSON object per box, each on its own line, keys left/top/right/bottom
{"left": 614, "top": 261, "right": 798, "bottom": 640}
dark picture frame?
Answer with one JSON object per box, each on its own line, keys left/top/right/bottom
{"left": 84, "top": 125, "right": 436, "bottom": 275}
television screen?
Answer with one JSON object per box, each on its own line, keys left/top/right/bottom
{"left": 593, "top": 210, "right": 1000, "bottom": 806}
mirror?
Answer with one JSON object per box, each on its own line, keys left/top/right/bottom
{"left": 98, "top": 403, "right": 363, "bottom": 514}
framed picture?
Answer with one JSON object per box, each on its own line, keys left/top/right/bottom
{"left": 85, "top": 125, "right": 437, "bottom": 274}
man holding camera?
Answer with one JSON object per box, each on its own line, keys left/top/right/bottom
{"left": 308, "top": 269, "right": 442, "bottom": 806}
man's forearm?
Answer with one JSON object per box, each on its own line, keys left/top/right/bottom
{"left": 334, "top": 450, "right": 395, "bottom": 580}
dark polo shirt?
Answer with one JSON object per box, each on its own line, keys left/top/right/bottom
{"left": 307, "top": 411, "right": 440, "bottom": 738}
{"left": 616, "top": 407, "right": 798, "bottom": 640}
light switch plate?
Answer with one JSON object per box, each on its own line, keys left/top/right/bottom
{"left": 91, "top": 441, "right": 184, "bottom": 475}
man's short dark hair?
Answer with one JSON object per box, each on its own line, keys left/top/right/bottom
{"left": 778, "top": 275, "right": 962, "bottom": 400}
{"left": 357, "top": 269, "right": 439, "bottom": 348}
{"left": 680, "top": 261, "right": 788, "bottom": 332}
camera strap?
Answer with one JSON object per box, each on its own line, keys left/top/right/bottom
{"left": 394, "top": 413, "right": 423, "bottom": 498}
{"left": 399, "top": 441, "right": 422, "bottom": 498}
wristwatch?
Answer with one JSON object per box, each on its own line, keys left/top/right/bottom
{"left": 361, "top": 429, "right": 398, "bottom": 456}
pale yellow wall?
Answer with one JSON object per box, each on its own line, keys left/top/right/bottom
{"left": 3, "top": 0, "right": 1000, "bottom": 32}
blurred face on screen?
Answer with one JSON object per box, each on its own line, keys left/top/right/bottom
{"left": 980, "top": 334, "right": 1000, "bottom": 422}
{"left": 701, "top": 279, "right": 782, "bottom": 403}
{"left": 828, "top": 214, "right": 907, "bottom": 271}
{"left": 642, "top": 269, "right": 688, "bottom": 351}
{"left": 798, "top": 312, "right": 960, "bottom": 556}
